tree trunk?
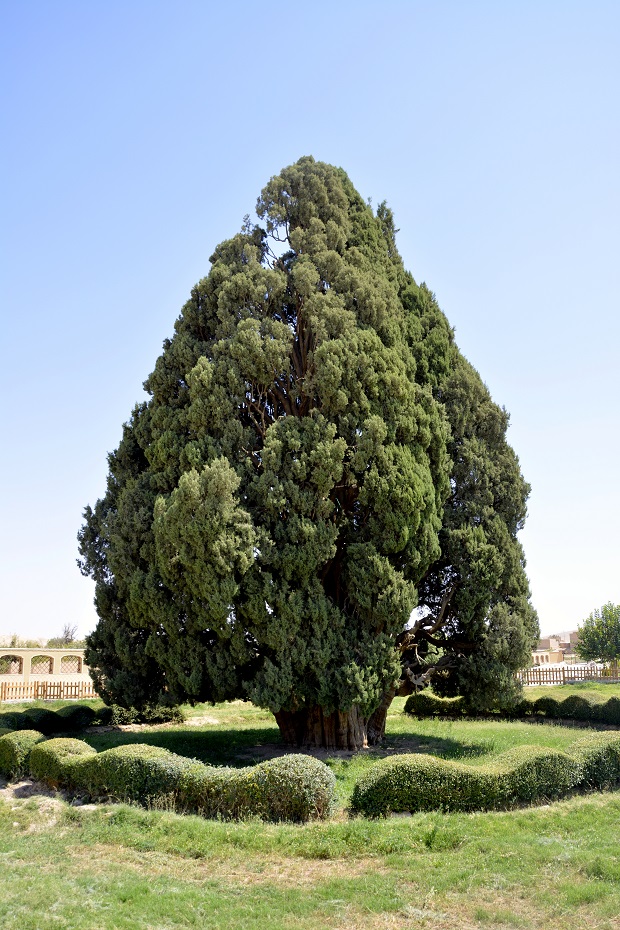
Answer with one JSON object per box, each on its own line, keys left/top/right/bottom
{"left": 275, "top": 704, "right": 369, "bottom": 751}
{"left": 366, "top": 686, "right": 396, "bottom": 745}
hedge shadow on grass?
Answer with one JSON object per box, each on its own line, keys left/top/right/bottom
{"left": 82, "top": 725, "right": 285, "bottom": 767}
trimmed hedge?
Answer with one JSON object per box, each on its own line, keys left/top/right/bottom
{"left": 29, "top": 740, "right": 336, "bottom": 823}
{"left": 177, "top": 753, "right": 337, "bottom": 822}
{"left": 0, "top": 711, "right": 27, "bottom": 731}
{"left": 17, "top": 707, "right": 65, "bottom": 735}
{"left": 351, "top": 731, "right": 620, "bottom": 816}
{"left": 0, "top": 730, "right": 46, "bottom": 778}
{"left": 0, "top": 704, "right": 103, "bottom": 734}
{"left": 404, "top": 691, "right": 620, "bottom": 725}
{"left": 53, "top": 704, "right": 99, "bottom": 730}
{"left": 403, "top": 693, "right": 466, "bottom": 717}
{"left": 107, "top": 704, "right": 186, "bottom": 726}
{"left": 29, "top": 738, "right": 97, "bottom": 788}
{"left": 570, "top": 733, "right": 620, "bottom": 789}
{"left": 0, "top": 702, "right": 182, "bottom": 735}
{"left": 73, "top": 744, "right": 198, "bottom": 804}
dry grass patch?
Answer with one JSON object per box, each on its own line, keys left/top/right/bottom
{"left": 67, "top": 840, "right": 383, "bottom": 887}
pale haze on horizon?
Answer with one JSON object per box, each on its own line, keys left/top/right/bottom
{"left": 1, "top": 1, "right": 618, "bottom": 645}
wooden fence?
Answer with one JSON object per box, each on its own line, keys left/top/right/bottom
{"left": 0, "top": 680, "right": 97, "bottom": 702}
{"left": 518, "top": 666, "right": 620, "bottom": 686}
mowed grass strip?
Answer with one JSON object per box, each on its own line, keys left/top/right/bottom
{"left": 2, "top": 791, "right": 620, "bottom": 929}
{"left": 523, "top": 681, "right": 620, "bottom": 704}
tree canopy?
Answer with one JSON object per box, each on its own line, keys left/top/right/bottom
{"left": 577, "top": 603, "right": 620, "bottom": 664}
{"left": 79, "top": 157, "right": 538, "bottom": 749}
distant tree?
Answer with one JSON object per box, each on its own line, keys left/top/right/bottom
{"left": 62, "top": 622, "right": 78, "bottom": 643}
{"left": 79, "top": 156, "right": 538, "bottom": 749}
{"left": 577, "top": 603, "right": 620, "bottom": 665}
{"left": 6, "top": 635, "right": 43, "bottom": 648}
{"left": 46, "top": 623, "right": 83, "bottom": 649}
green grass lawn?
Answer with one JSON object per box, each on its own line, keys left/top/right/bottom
{"left": 523, "top": 681, "right": 620, "bottom": 703}
{"left": 2, "top": 690, "right": 620, "bottom": 929}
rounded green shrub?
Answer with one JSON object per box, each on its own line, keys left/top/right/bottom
{"left": 94, "top": 705, "right": 113, "bottom": 725}
{"left": 140, "top": 704, "right": 187, "bottom": 724}
{"left": 532, "top": 696, "right": 561, "bottom": 718}
{"left": 591, "top": 698, "right": 620, "bottom": 725}
{"left": 0, "top": 711, "right": 27, "bottom": 730}
{"left": 194, "top": 754, "right": 337, "bottom": 822}
{"left": 403, "top": 693, "right": 465, "bottom": 717}
{"left": 351, "top": 753, "right": 491, "bottom": 815}
{"left": 498, "top": 745, "right": 580, "bottom": 803}
{"left": 557, "top": 695, "right": 593, "bottom": 720}
{"left": 21, "top": 708, "right": 62, "bottom": 735}
{"left": 0, "top": 730, "right": 46, "bottom": 778}
{"left": 254, "top": 754, "right": 336, "bottom": 822}
{"left": 54, "top": 704, "right": 98, "bottom": 731}
{"left": 29, "top": 738, "right": 97, "bottom": 788}
{"left": 74, "top": 744, "right": 197, "bottom": 803}
{"left": 0, "top": 727, "right": 14, "bottom": 737}
{"left": 108, "top": 705, "right": 140, "bottom": 726}
{"left": 503, "top": 698, "right": 531, "bottom": 718}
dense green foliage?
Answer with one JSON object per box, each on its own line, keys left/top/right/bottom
{"left": 29, "top": 737, "right": 97, "bottom": 787}
{"left": 0, "top": 702, "right": 185, "bottom": 733}
{"left": 106, "top": 704, "right": 186, "bottom": 726}
{"left": 0, "top": 730, "right": 46, "bottom": 777}
{"left": 29, "top": 739, "right": 336, "bottom": 823}
{"left": 351, "top": 732, "right": 620, "bottom": 815}
{"left": 404, "top": 690, "right": 620, "bottom": 724}
{"left": 577, "top": 603, "right": 620, "bottom": 663}
{"left": 0, "top": 704, "right": 103, "bottom": 734}
{"left": 79, "top": 156, "right": 537, "bottom": 748}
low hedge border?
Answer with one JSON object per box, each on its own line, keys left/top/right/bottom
{"left": 29, "top": 737, "right": 97, "bottom": 788}
{"left": 0, "top": 702, "right": 185, "bottom": 735}
{"left": 0, "top": 705, "right": 103, "bottom": 735}
{"left": 28, "top": 740, "right": 336, "bottom": 823}
{"left": 403, "top": 691, "right": 620, "bottom": 725}
{"left": 351, "top": 731, "right": 620, "bottom": 816}
{"left": 0, "top": 730, "right": 47, "bottom": 778}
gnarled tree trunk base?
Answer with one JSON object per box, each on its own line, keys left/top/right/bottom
{"left": 275, "top": 704, "right": 370, "bottom": 751}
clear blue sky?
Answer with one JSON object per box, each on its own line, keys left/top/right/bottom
{"left": 1, "top": 1, "right": 618, "bottom": 642}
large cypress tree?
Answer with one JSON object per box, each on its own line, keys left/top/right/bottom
{"left": 79, "top": 157, "right": 538, "bottom": 749}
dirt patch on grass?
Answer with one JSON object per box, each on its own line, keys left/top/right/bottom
{"left": 85, "top": 722, "right": 181, "bottom": 734}
{"left": 0, "top": 776, "right": 64, "bottom": 829}
{"left": 0, "top": 776, "right": 58, "bottom": 802}
{"left": 0, "top": 776, "right": 98, "bottom": 817}
{"left": 439, "top": 887, "right": 619, "bottom": 930}
{"left": 186, "top": 715, "right": 220, "bottom": 726}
